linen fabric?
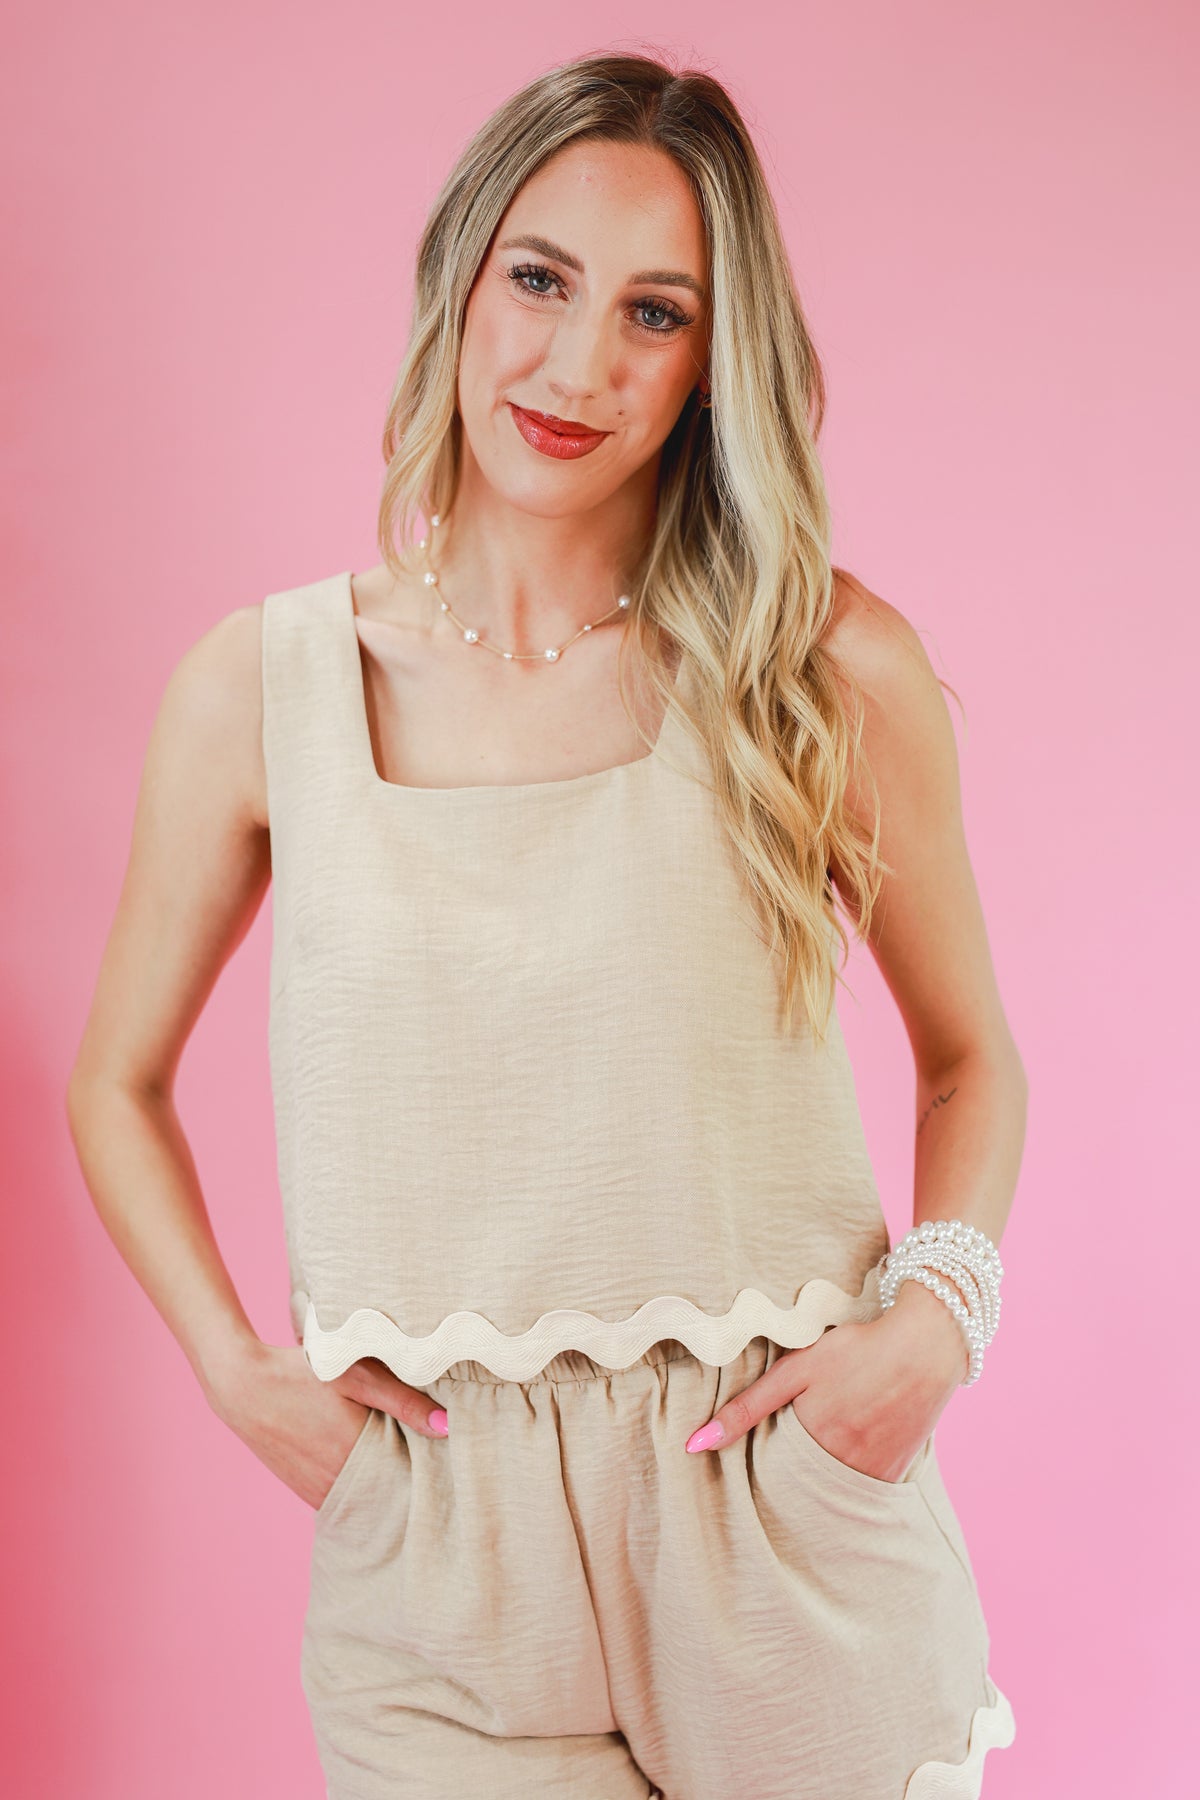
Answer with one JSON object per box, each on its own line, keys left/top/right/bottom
{"left": 301, "top": 1325, "right": 1015, "bottom": 1799}
{"left": 262, "top": 572, "right": 895, "bottom": 1384}
{"left": 260, "top": 571, "right": 1016, "bottom": 1798}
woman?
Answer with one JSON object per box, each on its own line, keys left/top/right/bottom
{"left": 67, "top": 51, "right": 1026, "bottom": 1800}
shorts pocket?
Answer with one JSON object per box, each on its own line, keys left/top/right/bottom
{"left": 775, "top": 1397, "right": 932, "bottom": 1503}
{"left": 314, "top": 1405, "right": 377, "bottom": 1527}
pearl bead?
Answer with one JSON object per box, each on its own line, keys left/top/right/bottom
{"left": 417, "top": 531, "right": 637, "bottom": 663}
{"left": 431, "top": 512, "right": 440, "bottom": 526}
{"left": 877, "top": 1217, "right": 1004, "bottom": 1387}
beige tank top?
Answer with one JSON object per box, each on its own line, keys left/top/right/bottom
{"left": 261, "top": 571, "right": 893, "bottom": 1384}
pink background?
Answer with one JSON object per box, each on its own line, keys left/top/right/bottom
{"left": 4, "top": 3, "right": 1195, "bottom": 1795}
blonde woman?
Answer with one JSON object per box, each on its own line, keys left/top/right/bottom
{"left": 67, "top": 50, "right": 1026, "bottom": 1800}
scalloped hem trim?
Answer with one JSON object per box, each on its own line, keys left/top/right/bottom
{"left": 300, "top": 1264, "right": 887, "bottom": 1384}
{"left": 903, "top": 1678, "right": 1016, "bottom": 1798}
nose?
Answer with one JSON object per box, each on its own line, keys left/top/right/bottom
{"left": 539, "top": 309, "right": 612, "bottom": 413}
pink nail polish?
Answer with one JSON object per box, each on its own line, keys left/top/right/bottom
{"left": 685, "top": 1419, "right": 726, "bottom": 1453}
{"left": 428, "top": 1407, "right": 449, "bottom": 1436}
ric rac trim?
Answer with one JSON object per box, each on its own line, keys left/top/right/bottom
{"left": 300, "top": 1267, "right": 890, "bottom": 1385}
{"left": 903, "top": 1679, "right": 1017, "bottom": 1798}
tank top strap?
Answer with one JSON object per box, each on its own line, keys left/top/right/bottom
{"left": 261, "top": 570, "right": 362, "bottom": 811}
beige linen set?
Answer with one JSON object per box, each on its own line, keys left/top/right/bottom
{"left": 261, "top": 572, "right": 1016, "bottom": 1798}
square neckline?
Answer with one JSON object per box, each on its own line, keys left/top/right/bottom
{"left": 341, "top": 569, "right": 685, "bottom": 799}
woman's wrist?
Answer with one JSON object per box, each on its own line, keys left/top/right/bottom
{"left": 879, "top": 1220, "right": 1004, "bottom": 1387}
{"left": 879, "top": 1277, "right": 970, "bottom": 1386}
{"left": 196, "top": 1326, "right": 272, "bottom": 1419}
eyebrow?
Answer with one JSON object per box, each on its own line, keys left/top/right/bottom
{"left": 496, "top": 234, "right": 707, "bottom": 302}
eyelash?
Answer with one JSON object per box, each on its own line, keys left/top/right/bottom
{"left": 506, "top": 262, "right": 694, "bottom": 337}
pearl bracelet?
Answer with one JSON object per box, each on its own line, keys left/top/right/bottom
{"left": 878, "top": 1219, "right": 1004, "bottom": 1386}
{"left": 897, "top": 1241, "right": 1000, "bottom": 1342}
{"left": 879, "top": 1228, "right": 1002, "bottom": 1387}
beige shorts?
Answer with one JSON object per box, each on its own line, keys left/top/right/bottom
{"left": 300, "top": 1329, "right": 1016, "bottom": 1799}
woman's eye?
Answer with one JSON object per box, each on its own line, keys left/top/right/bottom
{"left": 505, "top": 264, "right": 692, "bottom": 337}
{"left": 632, "top": 300, "right": 691, "bottom": 336}
{"left": 508, "top": 263, "right": 561, "bottom": 300}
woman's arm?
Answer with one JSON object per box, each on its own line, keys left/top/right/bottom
{"left": 685, "top": 572, "right": 1027, "bottom": 1467}
{"left": 66, "top": 605, "right": 451, "bottom": 1505}
{"left": 67, "top": 605, "right": 450, "bottom": 1509}
{"left": 65, "top": 603, "right": 275, "bottom": 1408}
{"left": 824, "top": 570, "right": 1028, "bottom": 1371}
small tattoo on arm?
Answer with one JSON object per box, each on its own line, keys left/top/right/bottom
{"left": 917, "top": 1086, "right": 958, "bottom": 1135}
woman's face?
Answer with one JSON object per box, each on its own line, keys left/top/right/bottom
{"left": 457, "top": 138, "right": 711, "bottom": 518}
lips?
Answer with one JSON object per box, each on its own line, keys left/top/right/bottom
{"left": 524, "top": 407, "right": 600, "bottom": 433}
{"left": 508, "top": 402, "right": 611, "bottom": 462}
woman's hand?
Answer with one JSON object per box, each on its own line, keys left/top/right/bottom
{"left": 684, "top": 1280, "right": 969, "bottom": 1480}
{"left": 203, "top": 1340, "right": 450, "bottom": 1511}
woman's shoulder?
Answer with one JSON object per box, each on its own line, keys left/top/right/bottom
{"left": 157, "top": 599, "right": 270, "bottom": 830}
{"left": 824, "top": 567, "right": 939, "bottom": 702}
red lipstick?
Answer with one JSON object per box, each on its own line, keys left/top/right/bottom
{"left": 508, "top": 403, "right": 611, "bottom": 461}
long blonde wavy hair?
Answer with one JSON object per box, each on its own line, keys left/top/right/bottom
{"left": 377, "top": 49, "right": 894, "bottom": 1045}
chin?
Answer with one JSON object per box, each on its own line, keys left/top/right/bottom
{"left": 478, "top": 452, "right": 614, "bottom": 518}
{"left": 496, "top": 479, "right": 604, "bottom": 520}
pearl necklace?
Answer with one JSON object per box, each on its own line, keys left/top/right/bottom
{"left": 417, "top": 511, "right": 632, "bottom": 663}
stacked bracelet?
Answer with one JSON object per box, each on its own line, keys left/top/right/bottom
{"left": 878, "top": 1219, "right": 1004, "bottom": 1386}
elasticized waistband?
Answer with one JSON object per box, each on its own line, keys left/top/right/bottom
{"left": 428, "top": 1337, "right": 704, "bottom": 1388}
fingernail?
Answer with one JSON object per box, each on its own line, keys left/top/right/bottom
{"left": 428, "top": 1408, "right": 449, "bottom": 1436}
{"left": 685, "top": 1419, "right": 726, "bottom": 1453}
